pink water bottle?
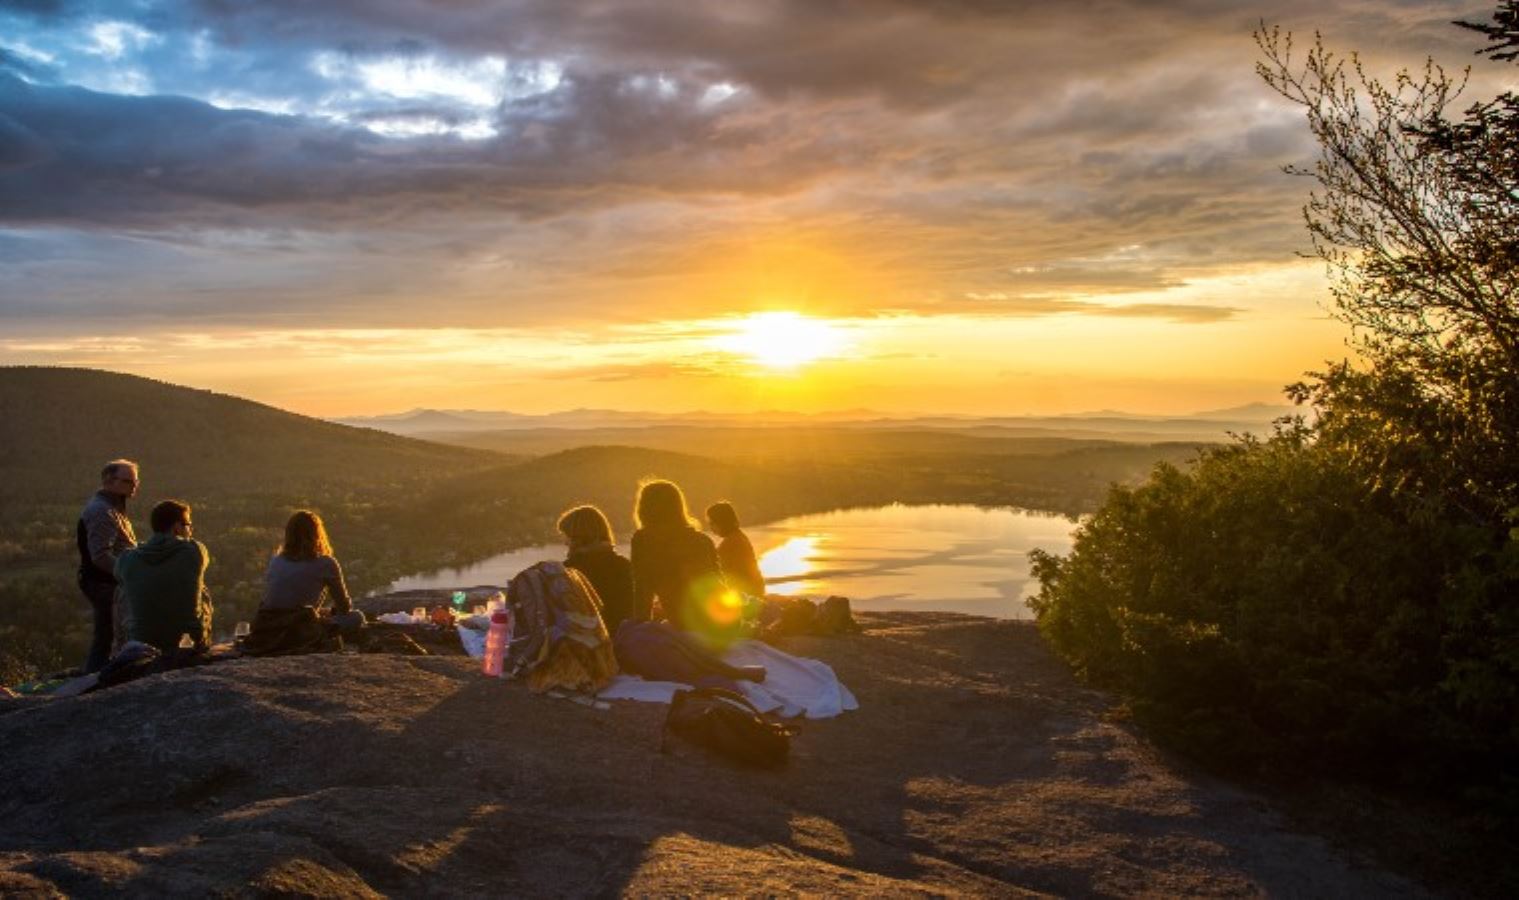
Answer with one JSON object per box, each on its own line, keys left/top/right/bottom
{"left": 482, "top": 609, "right": 512, "bottom": 677}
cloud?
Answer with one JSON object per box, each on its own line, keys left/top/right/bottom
{"left": 0, "top": 0, "right": 1491, "bottom": 329}
{"left": 959, "top": 293, "right": 1242, "bottom": 323}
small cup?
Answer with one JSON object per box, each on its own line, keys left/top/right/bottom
{"left": 233, "top": 621, "right": 251, "bottom": 640}
{"left": 412, "top": 606, "right": 427, "bottom": 623}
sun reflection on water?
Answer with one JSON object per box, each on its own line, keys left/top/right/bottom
{"left": 758, "top": 534, "right": 822, "bottom": 596}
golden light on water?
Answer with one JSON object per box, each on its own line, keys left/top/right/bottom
{"left": 713, "top": 312, "right": 845, "bottom": 370}
{"left": 758, "top": 535, "right": 821, "bottom": 596}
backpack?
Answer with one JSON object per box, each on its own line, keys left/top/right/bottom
{"left": 505, "top": 561, "right": 618, "bottom": 693}
{"left": 663, "top": 686, "right": 795, "bottom": 769}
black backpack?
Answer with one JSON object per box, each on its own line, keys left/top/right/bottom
{"left": 663, "top": 687, "right": 795, "bottom": 769}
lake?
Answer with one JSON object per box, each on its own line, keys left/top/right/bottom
{"left": 383, "top": 503, "right": 1077, "bottom": 619}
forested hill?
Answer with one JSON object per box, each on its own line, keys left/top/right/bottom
{"left": 0, "top": 367, "right": 503, "bottom": 502}
{"left": 0, "top": 367, "right": 1203, "bottom": 681}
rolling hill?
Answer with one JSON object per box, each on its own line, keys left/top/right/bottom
{"left": 0, "top": 367, "right": 1203, "bottom": 681}
{"left": 0, "top": 367, "right": 505, "bottom": 503}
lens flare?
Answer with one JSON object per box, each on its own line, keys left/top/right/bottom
{"left": 704, "top": 589, "right": 744, "bottom": 626}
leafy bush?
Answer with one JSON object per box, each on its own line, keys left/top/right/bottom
{"left": 1030, "top": 427, "right": 1518, "bottom": 794}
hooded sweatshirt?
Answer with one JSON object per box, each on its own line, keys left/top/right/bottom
{"left": 116, "top": 533, "right": 212, "bottom": 653}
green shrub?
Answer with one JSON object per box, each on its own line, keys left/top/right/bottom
{"left": 1030, "top": 428, "right": 1519, "bottom": 793}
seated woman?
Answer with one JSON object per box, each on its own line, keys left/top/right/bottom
{"left": 557, "top": 504, "right": 635, "bottom": 635}
{"left": 630, "top": 480, "right": 735, "bottom": 643}
{"left": 705, "top": 500, "right": 766, "bottom": 598}
{"left": 260, "top": 510, "right": 364, "bottom": 634}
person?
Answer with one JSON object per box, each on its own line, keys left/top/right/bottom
{"left": 630, "top": 480, "right": 729, "bottom": 637}
{"left": 557, "top": 504, "right": 636, "bottom": 635}
{"left": 706, "top": 501, "right": 766, "bottom": 598}
{"left": 260, "top": 510, "right": 363, "bottom": 633}
{"left": 115, "top": 499, "right": 213, "bottom": 655}
{"left": 76, "top": 459, "right": 140, "bottom": 672}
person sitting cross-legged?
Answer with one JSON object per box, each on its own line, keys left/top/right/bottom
{"left": 261, "top": 510, "right": 363, "bottom": 633}
{"left": 115, "top": 499, "right": 213, "bottom": 655}
{"left": 630, "top": 479, "right": 741, "bottom": 645}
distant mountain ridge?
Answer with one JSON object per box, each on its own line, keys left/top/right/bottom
{"left": 336, "top": 403, "right": 1299, "bottom": 442}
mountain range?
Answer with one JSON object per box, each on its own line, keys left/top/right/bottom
{"left": 336, "top": 402, "right": 1299, "bottom": 442}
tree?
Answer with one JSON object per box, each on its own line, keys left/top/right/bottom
{"left": 1256, "top": 10, "right": 1518, "bottom": 369}
{"left": 1257, "top": 9, "right": 1519, "bottom": 526}
{"left": 1028, "top": 4, "right": 1519, "bottom": 804}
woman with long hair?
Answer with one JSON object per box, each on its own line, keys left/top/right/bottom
{"left": 629, "top": 479, "right": 731, "bottom": 639}
{"left": 260, "top": 510, "right": 361, "bottom": 628}
{"left": 557, "top": 504, "right": 635, "bottom": 635}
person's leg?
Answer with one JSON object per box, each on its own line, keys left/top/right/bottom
{"left": 111, "top": 586, "right": 130, "bottom": 654}
{"left": 329, "top": 609, "right": 366, "bottom": 636}
{"left": 81, "top": 581, "right": 114, "bottom": 673}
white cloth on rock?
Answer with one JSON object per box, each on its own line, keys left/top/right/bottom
{"left": 595, "top": 638, "right": 858, "bottom": 719}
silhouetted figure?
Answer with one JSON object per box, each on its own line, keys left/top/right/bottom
{"left": 706, "top": 500, "right": 765, "bottom": 598}
{"left": 558, "top": 504, "right": 635, "bottom": 635}
{"left": 261, "top": 510, "right": 363, "bottom": 633}
{"left": 76, "top": 459, "right": 139, "bottom": 672}
{"left": 630, "top": 480, "right": 727, "bottom": 637}
{"left": 116, "top": 500, "right": 213, "bottom": 654}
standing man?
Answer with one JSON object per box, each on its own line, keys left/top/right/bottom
{"left": 116, "top": 500, "right": 212, "bottom": 654}
{"left": 77, "top": 459, "right": 139, "bottom": 672}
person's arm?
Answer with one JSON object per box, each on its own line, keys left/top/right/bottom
{"left": 325, "top": 557, "right": 352, "bottom": 614}
{"left": 715, "top": 537, "right": 739, "bottom": 583}
{"left": 698, "top": 532, "right": 721, "bottom": 577}
{"left": 192, "top": 543, "right": 212, "bottom": 647}
{"left": 86, "top": 507, "right": 127, "bottom": 576}
{"left": 740, "top": 533, "right": 765, "bottom": 594}
{"left": 613, "top": 556, "right": 636, "bottom": 613}
{"left": 630, "top": 533, "right": 655, "bottom": 621}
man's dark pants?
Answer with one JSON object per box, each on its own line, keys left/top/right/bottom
{"left": 80, "top": 578, "right": 115, "bottom": 673}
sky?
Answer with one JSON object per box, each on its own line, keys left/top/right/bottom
{"left": 0, "top": 0, "right": 1502, "bottom": 417}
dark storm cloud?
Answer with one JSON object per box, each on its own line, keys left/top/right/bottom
{"left": 0, "top": 0, "right": 1497, "bottom": 324}
{"left": 0, "top": 70, "right": 866, "bottom": 232}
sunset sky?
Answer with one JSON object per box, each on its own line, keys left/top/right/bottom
{"left": 0, "top": 1, "right": 1499, "bottom": 417}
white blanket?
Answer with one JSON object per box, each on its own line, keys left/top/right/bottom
{"left": 596, "top": 639, "right": 858, "bottom": 719}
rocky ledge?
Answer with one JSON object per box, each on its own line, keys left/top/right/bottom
{"left": 0, "top": 612, "right": 1417, "bottom": 897}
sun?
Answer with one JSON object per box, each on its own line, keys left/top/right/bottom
{"left": 715, "top": 312, "right": 845, "bottom": 369}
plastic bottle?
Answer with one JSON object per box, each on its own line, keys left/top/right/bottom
{"left": 482, "top": 609, "right": 512, "bottom": 677}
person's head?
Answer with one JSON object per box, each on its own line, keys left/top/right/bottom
{"left": 557, "top": 504, "right": 615, "bottom": 550}
{"left": 100, "top": 459, "right": 139, "bottom": 499}
{"left": 280, "top": 510, "right": 332, "bottom": 560}
{"left": 635, "top": 479, "right": 696, "bottom": 531}
{"left": 150, "top": 499, "right": 192, "bottom": 537}
{"left": 705, "top": 501, "right": 740, "bottom": 537}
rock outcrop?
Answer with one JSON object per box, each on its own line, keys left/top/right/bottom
{"left": 0, "top": 613, "right": 1417, "bottom": 896}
